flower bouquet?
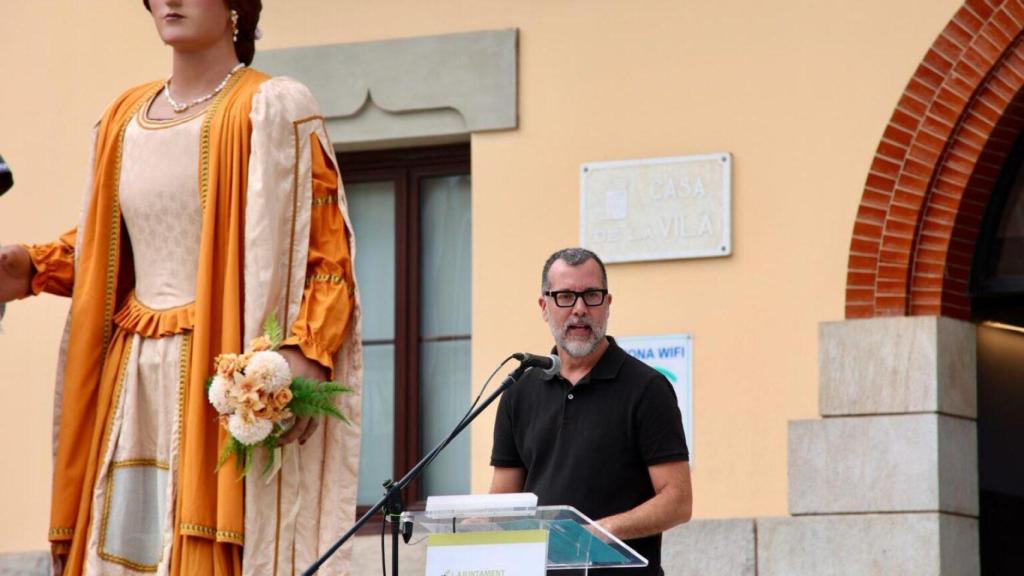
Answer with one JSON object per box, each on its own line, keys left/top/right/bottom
{"left": 207, "top": 316, "right": 350, "bottom": 477}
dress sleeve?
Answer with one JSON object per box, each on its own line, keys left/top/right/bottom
{"left": 21, "top": 227, "right": 77, "bottom": 297}
{"left": 280, "top": 135, "right": 354, "bottom": 379}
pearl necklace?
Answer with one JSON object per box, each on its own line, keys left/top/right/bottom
{"left": 164, "top": 63, "right": 246, "bottom": 114}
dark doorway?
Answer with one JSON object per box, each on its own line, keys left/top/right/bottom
{"left": 971, "top": 131, "right": 1024, "bottom": 575}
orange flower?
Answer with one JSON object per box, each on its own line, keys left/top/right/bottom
{"left": 249, "top": 335, "right": 273, "bottom": 352}
{"left": 215, "top": 353, "right": 240, "bottom": 378}
{"left": 270, "top": 388, "right": 293, "bottom": 409}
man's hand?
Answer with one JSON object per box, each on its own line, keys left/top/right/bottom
{"left": 277, "top": 346, "right": 328, "bottom": 446}
{"left": 0, "top": 245, "right": 32, "bottom": 302}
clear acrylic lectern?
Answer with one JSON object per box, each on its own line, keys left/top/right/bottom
{"left": 401, "top": 504, "right": 648, "bottom": 572}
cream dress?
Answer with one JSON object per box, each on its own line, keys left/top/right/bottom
{"left": 82, "top": 101, "right": 205, "bottom": 575}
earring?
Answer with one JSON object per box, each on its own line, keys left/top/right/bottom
{"left": 230, "top": 9, "right": 239, "bottom": 43}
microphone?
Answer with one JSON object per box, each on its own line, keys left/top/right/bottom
{"left": 512, "top": 352, "right": 561, "bottom": 377}
{"left": 0, "top": 154, "right": 12, "bottom": 196}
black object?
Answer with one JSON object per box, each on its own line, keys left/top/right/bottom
{"left": 0, "top": 154, "right": 12, "bottom": 196}
{"left": 512, "top": 352, "right": 561, "bottom": 375}
{"left": 302, "top": 356, "right": 537, "bottom": 575}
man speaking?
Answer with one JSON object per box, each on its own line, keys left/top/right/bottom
{"left": 490, "top": 248, "right": 692, "bottom": 575}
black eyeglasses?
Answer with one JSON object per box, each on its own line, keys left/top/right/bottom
{"left": 543, "top": 289, "right": 608, "bottom": 308}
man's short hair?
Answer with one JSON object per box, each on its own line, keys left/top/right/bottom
{"left": 541, "top": 247, "right": 608, "bottom": 292}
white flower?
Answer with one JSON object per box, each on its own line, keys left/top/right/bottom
{"left": 208, "top": 375, "right": 234, "bottom": 415}
{"left": 228, "top": 413, "right": 273, "bottom": 445}
{"left": 245, "top": 351, "right": 292, "bottom": 392}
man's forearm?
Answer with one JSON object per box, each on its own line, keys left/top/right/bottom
{"left": 597, "top": 485, "right": 692, "bottom": 541}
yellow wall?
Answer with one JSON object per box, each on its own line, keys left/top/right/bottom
{"left": 0, "top": 0, "right": 961, "bottom": 552}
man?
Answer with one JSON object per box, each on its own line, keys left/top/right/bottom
{"left": 490, "top": 247, "right": 692, "bottom": 575}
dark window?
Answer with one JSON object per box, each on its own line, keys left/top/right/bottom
{"left": 339, "top": 144, "right": 472, "bottom": 517}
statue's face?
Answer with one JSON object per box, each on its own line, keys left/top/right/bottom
{"left": 148, "top": 0, "right": 232, "bottom": 53}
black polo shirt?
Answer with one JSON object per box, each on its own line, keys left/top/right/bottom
{"left": 491, "top": 337, "right": 689, "bottom": 575}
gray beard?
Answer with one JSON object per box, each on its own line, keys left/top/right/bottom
{"left": 552, "top": 321, "right": 606, "bottom": 358}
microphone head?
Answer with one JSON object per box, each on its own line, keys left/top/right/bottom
{"left": 0, "top": 154, "right": 12, "bottom": 196}
{"left": 542, "top": 354, "right": 561, "bottom": 377}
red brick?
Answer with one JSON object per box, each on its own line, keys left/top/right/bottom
{"left": 911, "top": 290, "right": 943, "bottom": 305}
{"left": 883, "top": 234, "right": 914, "bottom": 252}
{"left": 849, "top": 255, "right": 879, "bottom": 270}
{"left": 847, "top": 288, "right": 875, "bottom": 303}
{"left": 944, "top": 18, "right": 975, "bottom": 48}
{"left": 892, "top": 108, "right": 922, "bottom": 132}
{"left": 928, "top": 190, "right": 961, "bottom": 210}
{"left": 913, "top": 275, "right": 945, "bottom": 290}
{"left": 862, "top": 189, "right": 891, "bottom": 208}
{"left": 921, "top": 216, "right": 955, "bottom": 237}
{"left": 851, "top": 237, "right": 881, "bottom": 255}
{"left": 953, "top": 57, "right": 986, "bottom": 85}
{"left": 916, "top": 63, "right": 947, "bottom": 89}
{"left": 845, "top": 303, "right": 875, "bottom": 319}
{"left": 889, "top": 203, "right": 921, "bottom": 223}
{"left": 915, "top": 260, "right": 946, "bottom": 276}
{"left": 906, "top": 77, "right": 938, "bottom": 105}
{"left": 937, "top": 164, "right": 971, "bottom": 187}
{"left": 907, "top": 143, "right": 941, "bottom": 165}
{"left": 947, "top": 75, "right": 977, "bottom": 99}
{"left": 978, "top": 84, "right": 1012, "bottom": 110}
{"left": 883, "top": 124, "right": 915, "bottom": 147}
{"left": 877, "top": 140, "right": 908, "bottom": 161}
{"left": 1005, "top": 0, "right": 1024, "bottom": 28}
{"left": 896, "top": 172, "right": 931, "bottom": 195}
{"left": 985, "top": 75, "right": 1016, "bottom": 101}
{"left": 876, "top": 296, "right": 909, "bottom": 314}
{"left": 917, "top": 233, "right": 950, "bottom": 251}
{"left": 992, "top": 10, "right": 1020, "bottom": 41}
{"left": 930, "top": 100, "right": 962, "bottom": 126}
{"left": 853, "top": 220, "right": 883, "bottom": 239}
{"left": 955, "top": 6, "right": 985, "bottom": 34}
{"left": 943, "top": 151, "right": 979, "bottom": 176}
{"left": 917, "top": 247, "right": 948, "bottom": 263}
{"left": 904, "top": 157, "right": 935, "bottom": 179}
{"left": 893, "top": 188, "right": 925, "bottom": 207}
{"left": 926, "top": 204, "right": 958, "bottom": 224}
{"left": 935, "top": 85, "right": 970, "bottom": 111}
{"left": 848, "top": 271, "right": 876, "bottom": 287}
{"left": 973, "top": 98, "right": 1004, "bottom": 124}
{"left": 879, "top": 263, "right": 909, "bottom": 280}
{"left": 871, "top": 156, "right": 902, "bottom": 178}
{"left": 859, "top": 203, "right": 888, "bottom": 223}
{"left": 885, "top": 218, "right": 917, "bottom": 236}
{"left": 934, "top": 176, "right": 966, "bottom": 199}
{"left": 910, "top": 303, "right": 943, "bottom": 316}
{"left": 966, "top": 0, "right": 995, "bottom": 21}
{"left": 973, "top": 31, "right": 1004, "bottom": 63}
{"left": 984, "top": 14, "right": 1015, "bottom": 46}
{"left": 898, "top": 94, "right": 929, "bottom": 118}
{"left": 866, "top": 172, "right": 897, "bottom": 193}
{"left": 925, "top": 47, "right": 956, "bottom": 76}
{"left": 880, "top": 249, "right": 912, "bottom": 264}
{"left": 934, "top": 32, "right": 967, "bottom": 64}
{"left": 878, "top": 280, "right": 909, "bottom": 294}
{"left": 921, "top": 114, "right": 955, "bottom": 139}
{"left": 915, "top": 129, "right": 949, "bottom": 152}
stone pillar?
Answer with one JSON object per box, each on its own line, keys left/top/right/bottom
{"left": 758, "top": 316, "right": 980, "bottom": 575}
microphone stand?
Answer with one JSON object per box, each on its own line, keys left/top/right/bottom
{"left": 302, "top": 362, "right": 531, "bottom": 575}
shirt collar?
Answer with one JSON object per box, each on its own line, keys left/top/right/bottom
{"left": 542, "top": 336, "right": 625, "bottom": 383}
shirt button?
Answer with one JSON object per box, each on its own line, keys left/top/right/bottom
{"left": 567, "top": 394, "right": 574, "bottom": 400}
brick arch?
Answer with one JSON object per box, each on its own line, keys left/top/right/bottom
{"left": 847, "top": 0, "right": 1024, "bottom": 319}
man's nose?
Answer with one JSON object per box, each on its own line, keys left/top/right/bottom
{"left": 571, "top": 297, "right": 589, "bottom": 315}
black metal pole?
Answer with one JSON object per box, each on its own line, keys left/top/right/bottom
{"left": 302, "top": 363, "right": 528, "bottom": 575}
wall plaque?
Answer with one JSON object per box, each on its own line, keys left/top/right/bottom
{"left": 580, "top": 153, "right": 732, "bottom": 263}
